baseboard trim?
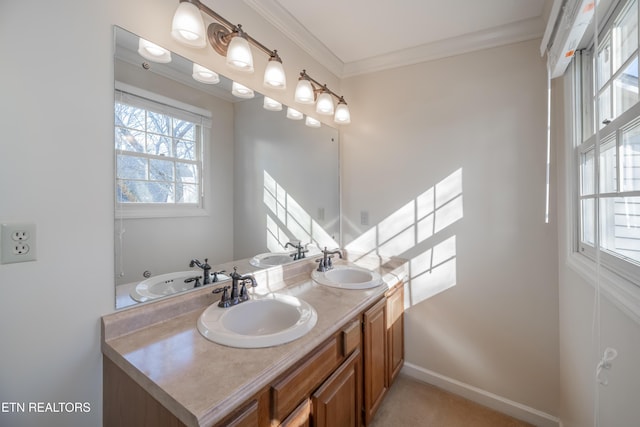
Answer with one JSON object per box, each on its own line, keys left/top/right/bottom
{"left": 401, "top": 362, "right": 560, "bottom": 427}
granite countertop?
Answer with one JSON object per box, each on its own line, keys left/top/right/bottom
{"left": 102, "top": 256, "right": 407, "bottom": 427}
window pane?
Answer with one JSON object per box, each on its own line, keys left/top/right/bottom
{"left": 115, "top": 103, "right": 145, "bottom": 130}
{"left": 582, "top": 198, "right": 595, "bottom": 246}
{"left": 147, "top": 111, "right": 171, "bottom": 136}
{"left": 598, "top": 86, "right": 612, "bottom": 128}
{"left": 173, "top": 119, "right": 195, "bottom": 140}
{"left": 614, "top": 56, "right": 639, "bottom": 116}
{"left": 176, "top": 183, "right": 198, "bottom": 203}
{"left": 176, "top": 162, "right": 197, "bottom": 183}
{"left": 176, "top": 140, "right": 196, "bottom": 160}
{"left": 622, "top": 118, "right": 640, "bottom": 190}
{"left": 117, "top": 155, "right": 146, "bottom": 180}
{"left": 115, "top": 127, "right": 144, "bottom": 152}
{"left": 117, "top": 180, "right": 174, "bottom": 203}
{"left": 597, "top": 40, "right": 612, "bottom": 90}
{"left": 581, "top": 149, "right": 595, "bottom": 195}
{"left": 614, "top": 0, "right": 638, "bottom": 70}
{"left": 149, "top": 159, "right": 174, "bottom": 182}
{"left": 600, "top": 196, "right": 640, "bottom": 264}
{"left": 146, "top": 134, "right": 172, "bottom": 156}
{"left": 600, "top": 138, "right": 618, "bottom": 193}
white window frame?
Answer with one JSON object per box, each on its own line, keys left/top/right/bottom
{"left": 567, "top": 0, "right": 640, "bottom": 324}
{"left": 114, "top": 82, "right": 212, "bottom": 219}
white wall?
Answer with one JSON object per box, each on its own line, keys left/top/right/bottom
{"left": 0, "top": 0, "right": 337, "bottom": 426}
{"left": 340, "top": 39, "right": 560, "bottom": 421}
{"left": 554, "top": 75, "right": 640, "bottom": 427}
{"left": 233, "top": 97, "right": 340, "bottom": 260}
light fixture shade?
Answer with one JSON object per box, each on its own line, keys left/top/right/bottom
{"left": 263, "top": 58, "right": 286, "bottom": 89}
{"left": 305, "top": 116, "right": 321, "bottom": 128}
{"left": 226, "top": 35, "right": 254, "bottom": 72}
{"left": 231, "top": 81, "right": 254, "bottom": 99}
{"left": 171, "top": 1, "right": 206, "bottom": 48}
{"left": 192, "top": 63, "right": 220, "bottom": 84}
{"left": 286, "top": 107, "right": 303, "bottom": 120}
{"left": 263, "top": 97, "right": 282, "bottom": 111}
{"left": 316, "top": 92, "right": 334, "bottom": 115}
{"left": 334, "top": 101, "right": 351, "bottom": 124}
{"left": 295, "top": 79, "right": 315, "bottom": 104}
{"left": 138, "top": 38, "right": 172, "bottom": 63}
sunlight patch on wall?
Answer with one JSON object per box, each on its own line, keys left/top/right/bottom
{"left": 263, "top": 170, "right": 338, "bottom": 251}
{"left": 345, "top": 168, "right": 463, "bottom": 306}
{"left": 409, "top": 236, "right": 457, "bottom": 305}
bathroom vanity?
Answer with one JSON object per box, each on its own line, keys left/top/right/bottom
{"left": 101, "top": 257, "right": 405, "bottom": 426}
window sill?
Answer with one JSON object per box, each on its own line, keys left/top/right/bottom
{"left": 115, "top": 206, "right": 208, "bottom": 219}
{"left": 567, "top": 252, "right": 640, "bottom": 325}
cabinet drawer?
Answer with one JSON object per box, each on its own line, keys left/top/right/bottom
{"left": 271, "top": 336, "right": 341, "bottom": 420}
{"left": 341, "top": 318, "right": 361, "bottom": 357}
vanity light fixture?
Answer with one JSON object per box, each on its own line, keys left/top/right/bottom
{"left": 231, "top": 81, "right": 254, "bottom": 99}
{"left": 305, "top": 116, "right": 321, "bottom": 128}
{"left": 334, "top": 97, "right": 351, "bottom": 124}
{"left": 138, "top": 38, "right": 172, "bottom": 63}
{"left": 263, "top": 51, "right": 286, "bottom": 89}
{"left": 192, "top": 63, "right": 220, "bottom": 84}
{"left": 225, "top": 25, "right": 253, "bottom": 72}
{"left": 315, "top": 89, "right": 335, "bottom": 115}
{"left": 171, "top": 0, "right": 286, "bottom": 89}
{"left": 171, "top": 0, "right": 207, "bottom": 48}
{"left": 294, "top": 70, "right": 350, "bottom": 124}
{"left": 286, "top": 107, "right": 303, "bottom": 120}
{"left": 263, "top": 96, "right": 282, "bottom": 111}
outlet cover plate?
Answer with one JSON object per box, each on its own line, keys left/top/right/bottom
{"left": 1, "top": 223, "right": 37, "bottom": 264}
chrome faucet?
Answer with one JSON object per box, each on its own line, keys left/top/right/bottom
{"left": 285, "top": 241, "right": 309, "bottom": 260}
{"left": 189, "top": 258, "right": 212, "bottom": 284}
{"left": 212, "top": 267, "right": 257, "bottom": 308}
{"left": 316, "top": 247, "right": 343, "bottom": 272}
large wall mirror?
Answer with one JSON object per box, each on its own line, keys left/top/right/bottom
{"left": 113, "top": 26, "right": 340, "bottom": 309}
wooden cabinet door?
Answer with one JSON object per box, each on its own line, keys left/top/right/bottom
{"left": 311, "top": 349, "right": 362, "bottom": 427}
{"left": 386, "top": 283, "right": 404, "bottom": 387}
{"left": 363, "top": 298, "right": 387, "bottom": 425}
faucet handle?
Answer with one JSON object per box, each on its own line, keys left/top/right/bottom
{"left": 315, "top": 257, "right": 326, "bottom": 272}
{"left": 212, "top": 285, "right": 232, "bottom": 307}
{"left": 185, "top": 275, "right": 203, "bottom": 288}
{"left": 239, "top": 278, "right": 258, "bottom": 300}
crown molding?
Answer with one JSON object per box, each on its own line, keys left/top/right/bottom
{"left": 342, "top": 16, "right": 546, "bottom": 77}
{"left": 245, "top": 0, "right": 546, "bottom": 79}
{"left": 243, "top": 0, "right": 345, "bottom": 77}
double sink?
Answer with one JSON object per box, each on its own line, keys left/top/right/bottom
{"left": 197, "top": 262, "right": 383, "bottom": 348}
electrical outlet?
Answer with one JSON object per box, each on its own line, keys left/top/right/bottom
{"left": 360, "top": 211, "right": 369, "bottom": 226}
{"left": 1, "top": 223, "right": 37, "bottom": 264}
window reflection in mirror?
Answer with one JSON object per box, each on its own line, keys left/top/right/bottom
{"left": 113, "top": 26, "right": 340, "bottom": 309}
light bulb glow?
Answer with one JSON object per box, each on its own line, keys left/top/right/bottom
{"left": 295, "top": 79, "right": 315, "bottom": 104}
{"left": 305, "top": 116, "right": 321, "bottom": 128}
{"left": 138, "top": 38, "right": 172, "bottom": 63}
{"left": 286, "top": 107, "right": 303, "bottom": 120}
{"left": 171, "top": 2, "right": 206, "bottom": 48}
{"left": 334, "top": 102, "right": 351, "bottom": 124}
{"left": 263, "top": 59, "right": 286, "bottom": 89}
{"left": 192, "top": 63, "right": 220, "bottom": 84}
{"left": 263, "top": 97, "right": 282, "bottom": 111}
{"left": 316, "top": 92, "right": 334, "bottom": 115}
{"left": 231, "top": 82, "right": 254, "bottom": 98}
{"left": 226, "top": 35, "right": 254, "bottom": 72}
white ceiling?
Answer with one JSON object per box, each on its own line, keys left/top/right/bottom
{"left": 245, "top": 0, "right": 552, "bottom": 77}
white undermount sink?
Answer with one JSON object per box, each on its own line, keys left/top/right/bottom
{"left": 249, "top": 252, "right": 294, "bottom": 268}
{"left": 197, "top": 293, "right": 317, "bottom": 348}
{"left": 130, "top": 270, "right": 230, "bottom": 302}
{"left": 311, "top": 264, "right": 383, "bottom": 290}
